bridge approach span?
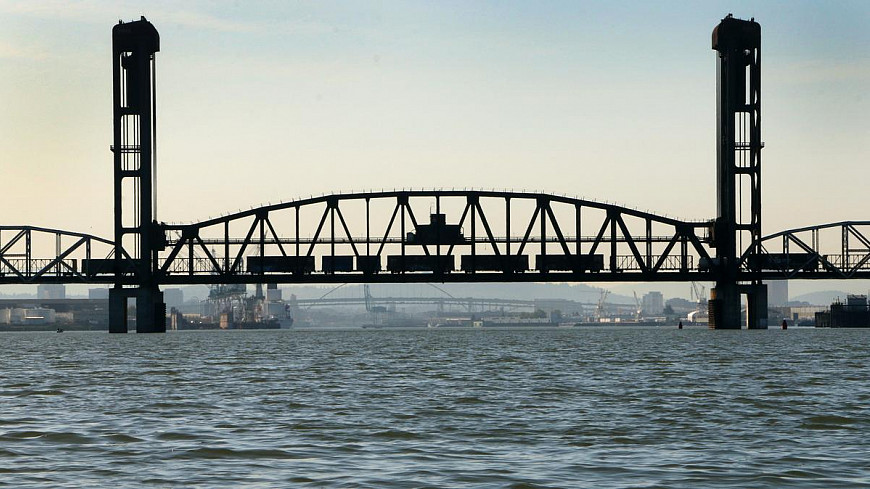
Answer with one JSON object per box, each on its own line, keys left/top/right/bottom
{"left": 751, "top": 221, "right": 870, "bottom": 280}
{"left": 0, "top": 226, "right": 124, "bottom": 285}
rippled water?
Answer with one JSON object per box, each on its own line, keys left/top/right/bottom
{"left": 1, "top": 327, "right": 869, "bottom": 487}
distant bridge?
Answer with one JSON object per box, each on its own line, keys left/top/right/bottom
{"left": 295, "top": 296, "right": 544, "bottom": 312}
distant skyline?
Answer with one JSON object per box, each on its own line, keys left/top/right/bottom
{"left": 1, "top": 1, "right": 868, "bottom": 296}
{"left": 0, "top": 280, "right": 865, "bottom": 309}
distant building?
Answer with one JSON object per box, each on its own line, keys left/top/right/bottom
{"left": 266, "top": 284, "right": 282, "bottom": 302}
{"left": 776, "top": 305, "right": 826, "bottom": 324}
{"left": 56, "top": 312, "right": 74, "bottom": 324}
{"left": 37, "top": 284, "right": 65, "bottom": 300}
{"left": 642, "top": 291, "right": 664, "bottom": 315}
{"left": 10, "top": 307, "right": 56, "bottom": 324}
{"left": 89, "top": 288, "right": 110, "bottom": 300}
{"left": 666, "top": 297, "right": 696, "bottom": 314}
{"left": 10, "top": 308, "right": 26, "bottom": 324}
{"left": 766, "top": 280, "right": 788, "bottom": 307}
{"left": 164, "top": 288, "right": 184, "bottom": 309}
{"left": 533, "top": 298, "right": 585, "bottom": 317}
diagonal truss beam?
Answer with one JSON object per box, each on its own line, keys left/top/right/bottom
{"left": 32, "top": 236, "right": 87, "bottom": 279}
{"left": 614, "top": 213, "right": 648, "bottom": 273}
{"left": 231, "top": 216, "right": 262, "bottom": 273}
{"left": 334, "top": 205, "right": 361, "bottom": 258}
{"left": 475, "top": 201, "right": 501, "bottom": 257}
{"left": 264, "top": 215, "right": 287, "bottom": 257}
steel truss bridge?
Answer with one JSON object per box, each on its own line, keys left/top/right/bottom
{"left": 3, "top": 15, "right": 867, "bottom": 331}
{"left": 5, "top": 210, "right": 870, "bottom": 286}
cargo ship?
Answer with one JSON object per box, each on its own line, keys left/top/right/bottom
{"left": 219, "top": 312, "right": 288, "bottom": 329}
{"left": 172, "top": 283, "right": 294, "bottom": 330}
{"left": 171, "top": 311, "right": 291, "bottom": 330}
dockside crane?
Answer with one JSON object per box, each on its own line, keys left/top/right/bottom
{"left": 595, "top": 290, "right": 610, "bottom": 321}
{"left": 364, "top": 284, "right": 387, "bottom": 313}
{"left": 691, "top": 282, "right": 708, "bottom": 312}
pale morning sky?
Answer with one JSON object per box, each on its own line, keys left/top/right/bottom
{"left": 1, "top": 1, "right": 868, "bottom": 293}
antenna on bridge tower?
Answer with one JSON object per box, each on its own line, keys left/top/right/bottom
{"left": 108, "top": 17, "right": 166, "bottom": 333}
{"left": 709, "top": 15, "right": 767, "bottom": 329}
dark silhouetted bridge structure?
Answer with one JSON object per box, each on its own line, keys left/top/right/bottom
{"left": 3, "top": 15, "right": 867, "bottom": 331}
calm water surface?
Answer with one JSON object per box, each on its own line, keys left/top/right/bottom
{"left": 1, "top": 327, "right": 869, "bottom": 488}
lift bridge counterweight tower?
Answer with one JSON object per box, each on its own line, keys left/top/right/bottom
{"left": 709, "top": 15, "right": 767, "bottom": 329}
{"left": 109, "top": 17, "right": 166, "bottom": 333}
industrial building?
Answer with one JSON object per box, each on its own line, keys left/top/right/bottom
{"left": 164, "top": 288, "right": 184, "bottom": 309}
{"left": 642, "top": 292, "right": 664, "bottom": 316}
{"left": 0, "top": 299, "right": 109, "bottom": 330}
{"left": 765, "top": 281, "right": 788, "bottom": 307}
{"left": 0, "top": 307, "right": 57, "bottom": 325}
{"left": 37, "top": 284, "right": 66, "bottom": 300}
{"left": 815, "top": 295, "right": 870, "bottom": 328}
{"left": 89, "top": 288, "right": 110, "bottom": 300}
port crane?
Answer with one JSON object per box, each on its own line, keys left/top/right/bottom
{"left": 595, "top": 290, "right": 610, "bottom": 321}
{"left": 691, "top": 282, "right": 708, "bottom": 312}
{"left": 633, "top": 291, "right": 642, "bottom": 320}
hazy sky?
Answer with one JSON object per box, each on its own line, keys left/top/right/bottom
{"left": 1, "top": 0, "right": 868, "bottom": 239}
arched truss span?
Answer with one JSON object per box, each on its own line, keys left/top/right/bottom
{"left": 157, "top": 190, "right": 715, "bottom": 284}
{"left": 751, "top": 221, "right": 870, "bottom": 279}
{"left": 0, "top": 226, "right": 122, "bottom": 284}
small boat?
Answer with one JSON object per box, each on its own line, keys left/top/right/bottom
{"left": 56, "top": 328, "right": 64, "bottom": 333}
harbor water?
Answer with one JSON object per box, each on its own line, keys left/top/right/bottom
{"left": 1, "top": 327, "right": 869, "bottom": 487}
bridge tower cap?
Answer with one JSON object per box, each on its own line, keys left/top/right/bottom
{"left": 712, "top": 15, "right": 760, "bottom": 52}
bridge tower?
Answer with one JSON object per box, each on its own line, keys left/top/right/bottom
{"left": 709, "top": 15, "right": 767, "bottom": 329}
{"left": 108, "top": 18, "right": 166, "bottom": 333}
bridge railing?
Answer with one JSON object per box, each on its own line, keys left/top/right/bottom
{"left": 824, "top": 254, "right": 870, "bottom": 271}
{"left": 0, "top": 258, "right": 79, "bottom": 277}
{"left": 615, "top": 255, "right": 693, "bottom": 272}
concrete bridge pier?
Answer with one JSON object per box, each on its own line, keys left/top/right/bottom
{"left": 744, "top": 283, "right": 768, "bottom": 329}
{"left": 709, "top": 283, "right": 768, "bottom": 329}
{"left": 709, "top": 284, "right": 741, "bottom": 329}
{"left": 109, "top": 286, "right": 166, "bottom": 333}
{"left": 108, "top": 287, "right": 128, "bottom": 334}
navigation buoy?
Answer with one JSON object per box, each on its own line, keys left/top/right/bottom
{"left": 781, "top": 319, "right": 787, "bottom": 330}
{"left": 678, "top": 321, "right": 683, "bottom": 329}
